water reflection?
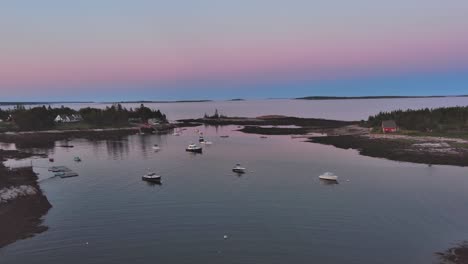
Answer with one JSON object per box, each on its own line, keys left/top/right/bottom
{"left": 105, "top": 138, "right": 130, "bottom": 160}
{"left": 145, "top": 181, "right": 163, "bottom": 187}
{"left": 319, "top": 179, "right": 339, "bottom": 185}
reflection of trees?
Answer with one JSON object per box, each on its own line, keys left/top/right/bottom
{"left": 106, "top": 137, "right": 130, "bottom": 160}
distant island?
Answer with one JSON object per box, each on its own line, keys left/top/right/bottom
{"left": 296, "top": 95, "right": 468, "bottom": 100}
{"left": 227, "top": 98, "right": 245, "bottom": 101}
{"left": 110, "top": 100, "right": 213, "bottom": 104}
{"left": 0, "top": 101, "right": 93, "bottom": 106}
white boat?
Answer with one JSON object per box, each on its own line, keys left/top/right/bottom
{"left": 142, "top": 172, "right": 161, "bottom": 182}
{"left": 200, "top": 140, "right": 213, "bottom": 145}
{"left": 74, "top": 157, "right": 81, "bottom": 162}
{"left": 319, "top": 172, "right": 338, "bottom": 181}
{"left": 172, "top": 132, "right": 181, "bottom": 136}
{"left": 232, "top": 164, "right": 246, "bottom": 173}
{"left": 186, "top": 144, "right": 202, "bottom": 153}
{"left": 152, "top": 144, "right": 161, "bottom": 151}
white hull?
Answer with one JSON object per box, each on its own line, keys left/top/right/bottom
{"left": 319, "top": 175, "right": 338, "bottom": 181}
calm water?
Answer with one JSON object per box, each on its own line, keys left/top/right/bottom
{"left": 2, "top": 125, "right": 468, "bottom": 263}
{"left": 4, "top": 97, "right": 468, "bottom": 121}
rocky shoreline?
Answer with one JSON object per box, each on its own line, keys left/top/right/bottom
{"left": 436, "top": 242, "right": 468, "bottom": 264}
{"left": 180, "top": 116, "right": 468, "bottom": 167}
{"left": 0, "top": 150, "right": 52, "bottom": 249}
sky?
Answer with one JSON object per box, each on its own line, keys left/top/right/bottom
{"left": 1, "top": 0, "right": 468, "bottom": 101}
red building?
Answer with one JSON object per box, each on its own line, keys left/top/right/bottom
{"left": 382, "top": 120, "right": 397, "bottom": 133}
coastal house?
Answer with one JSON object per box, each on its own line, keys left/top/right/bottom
{"left": 382, "top": 120, "right": 397, "bottom": 133}
{"left": 147, "top": 118, "right": 161, "bottom": 125}
{"left": 54, "top": 114, "right": 82, "bottom": 123}
{"left": 128, "top": 117, "right": 142, "bottom": 123}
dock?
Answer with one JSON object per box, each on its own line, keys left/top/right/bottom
{"left": 48, "top": 166, "right": 79, "bottom": 178}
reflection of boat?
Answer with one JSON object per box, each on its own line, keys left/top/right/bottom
{"left": 172, "top": 128, "right": 182, "bottom": 136}
{"left": 74, "top": 157, "right": 82, "bottom": 162}
{"left": 152, "top": 144, "right": 161, "bottom": 151}
{"left": 186, "top": 144, "right": 202, "bottom": 153}
{"left": 142, "top": 172, "right": 161, "bottom": 182}
{"left": 319, "top": 172, "right": 338, "bottom": 181}
{"left": 232, "top": 164, "right": 246, "bottom": 173}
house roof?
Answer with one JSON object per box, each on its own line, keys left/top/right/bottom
{"left": 382, "top": 120, "right": 397, "bottom": 128}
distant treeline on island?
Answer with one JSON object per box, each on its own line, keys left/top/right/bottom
{"left": 0, "top": 104, "right": 167, "bottom": 131}
{"left": 367, "top": 106, "right": 468, "bottom": 132}
{"left": 297, "top": 95, "right": 468, "bottom": 100}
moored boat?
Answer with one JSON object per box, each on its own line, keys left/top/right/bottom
{"left": 232, "top": 164, "right": 246, "bottom": 174}
{"left": 152, "top": 144, "right": 161, "bottom": 151}
{"left": 186, "top": 144, "right": 202, "bottom": 153}
{"left": 319, "top": 172, "right": 338, "bottom": 181}
{"left": 74, "top": 157, "right": 82, "bottom": 162}
{"left": 142, "top": 172, "right": 161, "bottom": 182}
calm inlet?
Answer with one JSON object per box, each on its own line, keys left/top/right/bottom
{"left": 2, "top": 124, "right": 468, "bottom": 264}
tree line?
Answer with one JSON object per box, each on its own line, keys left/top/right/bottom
{"left": 0, "top": 104, "right": 167, "bottom": 131}
{"left": 367, "top": 106, "right": 468, "bottom": 132}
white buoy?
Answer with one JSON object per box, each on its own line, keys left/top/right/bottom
{"left": 223, "top": 235, "right": 228, "bottom": 239}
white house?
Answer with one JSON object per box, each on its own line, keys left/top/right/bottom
{"left": 55, "top": 114, "right": 82, "bottom": 123}
{"left": 148, "top": 118, "right": 161, "bottom": 125}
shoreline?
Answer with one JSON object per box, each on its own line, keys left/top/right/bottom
{"left": 0, "top": 150, "right": 52, "bottom": 249}
{"left": 0, "top": 123, "right": 178, "bottom": 148}
{"left": 179, "top": 116, "right": 468, "bottom": 167}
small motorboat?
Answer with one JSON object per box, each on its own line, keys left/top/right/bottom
{"left": 199, "top": 136, "right": 205, "bottom": 143}
{"left": 220, "top": 135, "right": 229, "bottom": 138}
{"left": 232, "top": 164, "right": 246, "bottom": 174}
{"left": 319, "top": 172, "right": 338, "bottom": 181}
{"left": 186, "top": 144, "right": 203, "bottom": 153}
{"left": 152, "top": 144, "right": 161, "bottom": 151}
{"left": 172, "top": 131, "right": 181, "bottom": 136}
{"left": 74, "top": 157, "right": 82, "bottom": 162}
{"left": 142, "top": 172, "right": 161, "bottom": 182}
{"left": 49, "top": 158, "right": 54, "bottom": 162}
{"left": 260, "top": 136, "right": 268, "bottom": 139}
